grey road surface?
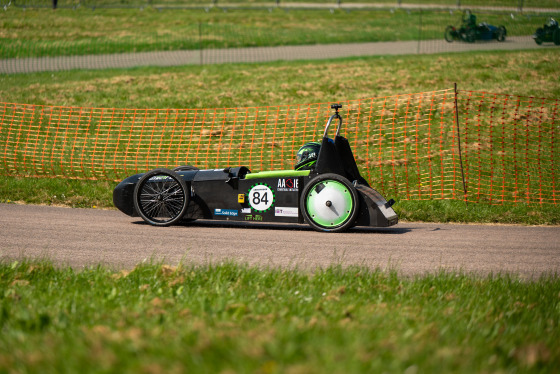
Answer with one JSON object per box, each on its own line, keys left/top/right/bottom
{"left": 1, "top": 36, "right": 551, "bottom": 74}
{"left": 1, "top": 203, "right": 558, "bottom": 277}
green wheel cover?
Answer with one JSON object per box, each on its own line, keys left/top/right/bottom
{"left": 306, "top": 180, "right": 354, "bottom": 228}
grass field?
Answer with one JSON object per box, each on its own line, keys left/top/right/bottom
{"left": 1, "top": 7, "right": 554, "bottom": 58}
{"left": 2, "top": 50, "right": 558, "bottom": 108}
{"left": 1, "top": 260, "right": 559, "bottom": 373}
{"left": 1, "top": 49, "right": 559, "bottom": 224}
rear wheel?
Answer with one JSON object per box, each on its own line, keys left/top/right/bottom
{"left": 301, "top": 174, "right": 359, "bottom": 233}
{"left": 553, "top": 29, "right": 560, "bottom": 45}
{"left": 496, "top": 26, "right": 506, "bottom": 42}
{"left": 134, "top": 168, "right": 189, "bottom": 226}
{"left": 444, "top": 26, "right": 455, "bottom": 42}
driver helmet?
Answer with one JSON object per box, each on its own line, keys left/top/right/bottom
{"left": 547, "top": 17, "right": 558, "bottom": 27}
{"left": 295, "top": 141, "right": 321, "bottom": 170}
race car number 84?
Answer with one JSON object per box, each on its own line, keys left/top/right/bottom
{"left": 248, "top": 184, "right": 275, "bottom": 212}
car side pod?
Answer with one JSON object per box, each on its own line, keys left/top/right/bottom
{"left": 353, "top": 184, "right": 398, "bottom": 228}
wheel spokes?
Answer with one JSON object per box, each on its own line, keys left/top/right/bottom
{"left": 139, "top": 180, "right": 185, "bottom": 222}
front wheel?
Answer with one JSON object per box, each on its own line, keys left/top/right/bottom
{"left": 534, "top": 28, "right": 543, "bottom": 44}
{"left": 466, "top": 28, "right": 476, "bottom": 43}
{"left": 134, "top": 168, "right": 189, "bottom": 226}
{"left": 444, "top": 26, "right": 455, "bottom": 43}
{"left": 301, "top": 174, "right": 359, "bottom": 233}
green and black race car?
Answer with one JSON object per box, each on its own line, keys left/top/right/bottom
{"left": 445, "top": 10, "right": 506, "bottom": 43}
{"left": 533, "top": 17, "right": 560, "bottom": 45}
{"left": 113, "top": 104, "right": 398, "bottom": 233}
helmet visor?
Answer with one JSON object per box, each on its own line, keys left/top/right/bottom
{"left": 296, "top": 147, "right": 316, "bottom": 164}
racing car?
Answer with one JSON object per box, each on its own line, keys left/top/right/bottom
{"left": 445, "top": 9, "right": 506, "bottom": 43}
{"left": 533, "top": 17, "right": 560, "bottom": 45}
{"left": 113, "top": 104, "right": 398, "bottom": 233}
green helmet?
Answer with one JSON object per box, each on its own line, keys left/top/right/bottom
{"left": 295, "top": 141, "right": 321, "bottom": 171}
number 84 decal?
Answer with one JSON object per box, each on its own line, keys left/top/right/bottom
{"left": 248, "top": 183, "right": 275, "bottom": 213}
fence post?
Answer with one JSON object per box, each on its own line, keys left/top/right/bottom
{"left": 454, "top": 83, "right": 468, "bottom": 205}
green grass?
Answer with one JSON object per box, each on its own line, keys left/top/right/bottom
{"left": 1, "top": 260, "right": 559, "bottom": 373}
{"left": 0, "top": 176, "right": 113, "bottom": 208}
{"left": 397, "top": 200, "right": 560, "bottom": 224}
{"left": 1, "top": 7, "right": 555, "bottom": 58}
{"left": 2, "top": 49, "right": 559, "bottom": 108}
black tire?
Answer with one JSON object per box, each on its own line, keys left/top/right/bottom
{"left": 466, "top": 29, "right": 476, "bottom": 43}
{"left": 172, "top": 166, "right": 198, "bottom": 223}
{"left": 534, "top": 28, "right": 544, "bottom": 44}
{"left": 173, "top": 165, "right": 199, "bottom": 172}
{"left": 553, "top": 29, "right": 560, "bottom": 45}
{"left": 444, "top": 26, "right": 454, "bottom": 43}
{"left": 134, "top": 168, "right": 189, "bottom": 226}
{"left": 499, "top": 25, "right": 507, "bottom": 36}
{"left": 496, "top": 26, "right": 506, "bottom": 42}
{"left": 300, "top": 174, "right": 359, "bottom": 233}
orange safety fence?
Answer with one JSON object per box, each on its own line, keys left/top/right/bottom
{"left": 1, "top": 88, "right": 558, "bottom": 205}
{"left": 460, "top": 90, "right": 559, "bottom": 205}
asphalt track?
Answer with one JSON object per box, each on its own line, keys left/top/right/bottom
{"left": 0, "top": 36, "right": 551, "bottom": 74}
{"left": 1, "top": 203, "right": 558, "bottom": 277}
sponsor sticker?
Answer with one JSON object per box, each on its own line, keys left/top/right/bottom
{"left": 214, "top": 209, "right": 239, "bottom": 217}
{"left": 245, "top": 215, "right": 263, "bottom": 222}
{"left": 241, "top": 208, "right": 251, "bottom": 214}
{"left": 277, "top": 178, "right": 299, "bottom": 192}
{"left": 148, "top": 175, "right": 172, "bottom": 181}
{"left": 274, "top": 207, "right": 299, "bottom": 217}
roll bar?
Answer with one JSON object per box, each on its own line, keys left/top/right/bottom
{"left": 323, "top": 103, "right": 343, "bottom": 139}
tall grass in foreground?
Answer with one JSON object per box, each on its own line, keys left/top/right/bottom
{"left": 1, "top": 260, "right": 558, "bottom": 373}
